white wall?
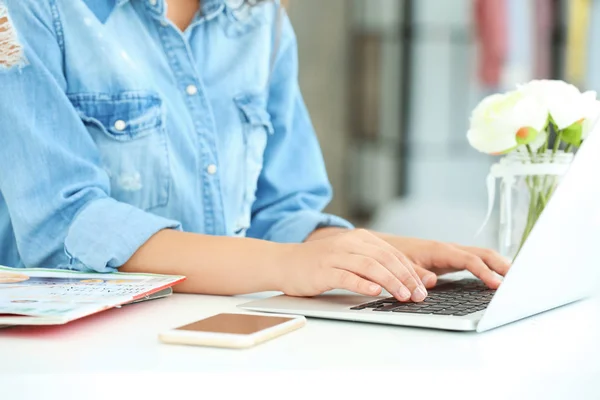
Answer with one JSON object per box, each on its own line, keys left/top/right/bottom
{"left": 287, "top": 0, "right": 351, "bottom": 217}
{"left": 289, "top": 0, "right": 497, "bottom": 246}
{"left": 371, "top": 0, "right": 496, "bottom": 247}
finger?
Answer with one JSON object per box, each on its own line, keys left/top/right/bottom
{"left": 353, "top": 230, "right": 427, "bottom": 294}
{"left": 458, "top": 246, "right": 511, "bottom": 276}
{"left": 449, "top": 247, "right": 503, "bottom": 289}
{"left": 329, "top": 268, "right": 383, "bottom": 297}
{"left": 414, "top": 266, "right": 438, "bottom": 289}
{"left": 394, "top": 251, "right": 427, "bottom": 291}
{"left": 333, "top": 254, "right": 413, "bottom": 301}
{"left": 338, "top": 248, "right": 421, "bottom": 302}
{"left": 351, "top": 243, "right": 427, "bottom": 302}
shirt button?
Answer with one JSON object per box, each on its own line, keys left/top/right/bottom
{"left": 160, "top": 20, "right": 169, "bottom": 27}
{"left": 149, "top": 0, "right": 158, "bottom": 6}
{"left": 113, "top": 120, "right": 127, "bottom": 132}
{"left": 207, "top": 164, "right": 218, "bottom": 175}
{"left": 186, "top": 84, "right": 198, "bottom": 96}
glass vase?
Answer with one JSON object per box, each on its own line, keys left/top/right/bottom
{"left": 497, "top": 151, "right": 574, "bottom": 260}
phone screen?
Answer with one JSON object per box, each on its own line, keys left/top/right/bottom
{"left": 176, "top": 313, "right": 295, "bottom": 335}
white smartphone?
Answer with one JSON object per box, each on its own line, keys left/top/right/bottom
{"left": 159, "top": 313, "right": 306, "bottom": 349}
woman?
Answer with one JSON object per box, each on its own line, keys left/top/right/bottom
{"left": 0, "top": 0, "right": 509, "bottom": 303}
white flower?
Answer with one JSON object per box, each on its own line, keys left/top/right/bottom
{"left": 519, "top": 80, "right": 600, "bottom": 135}
{"left": 467, "top": 90, "right": 548, "bottom": 154}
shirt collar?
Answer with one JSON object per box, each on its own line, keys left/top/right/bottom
{"left": 82, "top": 0, "right": 224, "bottom": 24}
{"left": 202, "top": 0, "right": 225, "bottom": 20}
{"left": 80, "top": 0, "right": 128, "bottom": 24}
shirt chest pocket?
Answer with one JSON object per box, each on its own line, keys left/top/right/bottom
{"left": 69, "top": 91, "right": 170, "bottom": 211}
{"left": 234, "top": 94, "right": 274, "bottom": 235}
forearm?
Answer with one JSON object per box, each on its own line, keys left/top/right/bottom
{"left": 305, "top": 226, "right": 349, "bottom": 241}
{"left": 306, "top": 226, "right": 393, "bottom": 242}
{"left": 121, "top": 230, "right": 288, "bottom": 295}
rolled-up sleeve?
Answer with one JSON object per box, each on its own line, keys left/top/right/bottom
{"left": 247, "top": 9, "right": 354, "bottom": 243}
{"left": 65, "top": 199, "right": 180, "bottom": 273}
{"left": 258, "top": 209, "right": 353, "bottom": 244}
{"left": 0, "top": 1, "right": 179, "bottom": 273}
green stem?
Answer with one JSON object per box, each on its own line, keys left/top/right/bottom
{"left": 537, "top": 141, "right": 546, "bottom": 155}
{"left": 514, "top": 139, "right": 558, "bottom": 259}
{"left": 538, "top": 190, "right": 548, "bottom": 209}
{"left": 538, "top": 128, "right": 550, "bottom": 154}
{"left": 553, "top": 131, "right": 562, "bottom": 155}
{"left": 526, "top": 144, "right": 535, "bottom": 158}
{"left": 515, "top": 175, "right": 553, "bottom": 260}
{"left": 543, "top": 131, "right": 562, "bottom": 210}
{"left": 564, "top": 144, "right": 573, "bottom": 153}
{"left": 541, "top": 176, "right": 557, "bottom": 209}
{"left": 515, "top": 188, "right": 537, "bottom": 259}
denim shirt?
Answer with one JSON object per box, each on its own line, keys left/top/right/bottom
{"left": 0, "top": 0, "right": 351, "bottom": 272}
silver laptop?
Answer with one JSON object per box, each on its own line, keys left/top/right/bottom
{"left": 240, "top": 125, "right": 600, "bottom": 332}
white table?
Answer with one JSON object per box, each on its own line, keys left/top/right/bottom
{"left": 2, "top": 290, "right": 600, "bottom": 400}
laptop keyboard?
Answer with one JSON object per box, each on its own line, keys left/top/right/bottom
{"left": 349, "top": 279, "right": 495, "bottom": 317}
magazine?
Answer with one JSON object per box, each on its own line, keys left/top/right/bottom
{"left": 0, "top": 266, "right": 185, "bottom": 326}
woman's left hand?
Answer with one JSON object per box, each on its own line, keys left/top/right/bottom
{"left": 377, "top": 235, "right": 511, "bottom": 290}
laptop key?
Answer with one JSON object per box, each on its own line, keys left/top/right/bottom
{"left": 415, "top": 309, "right": 434, "bottom": 314}
{"left": 362, "top": 302, "right": 382, "bottom": 308}
{"left": 427, "top": 307, "right": 445, "bottom": 312}
{"left": 349, "top": 279, "right": 497, "bottom": 312}
{"left": 382, "top": 303, "right": 414, "bottom": 311}
{"left": 392, "top": 308, "right": 423, "bottom": 314}
{"left": 452, "top": 311, "right": 471, "bottom": 316}
{"left": 435, "top": 310, "right": 456, "bottom": 315}
{"left": 350, "top": 306, "right": 365, "bottom": 310}
{"left": 444, "top": 309, "right": 460, "bottom": 314}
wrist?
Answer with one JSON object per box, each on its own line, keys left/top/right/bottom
{"left": 264, "top": 242, "right": 298, "bottom": 293}
{"left": 305, "top": 226, "right": 349, "bottom": 242}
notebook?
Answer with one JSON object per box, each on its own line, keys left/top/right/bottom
{"left": 0, "top": 265, "right": 185, "bottom": 326}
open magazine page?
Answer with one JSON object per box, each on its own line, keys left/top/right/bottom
{"left": 0, "top": 266, "right": 185, "bottom": 325}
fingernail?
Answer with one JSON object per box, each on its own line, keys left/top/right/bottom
{"left": 412, "top": 287, "right": 427, "bottom": 302}
{"left": 369, "top": 283, "right": 381, "bottom": 293}
{"left": 397, "top": 286, "right": 411, "bottom": 300}
{"left": 421, "top": 274, "right": 435, "bottom": 287}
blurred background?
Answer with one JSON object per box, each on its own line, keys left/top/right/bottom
{"left": 287, "top": 0, "right": 597, "bottom": 248}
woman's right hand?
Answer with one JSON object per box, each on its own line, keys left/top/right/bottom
{"left": 276, "top": 229, "right": 429, "bottom": 302}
